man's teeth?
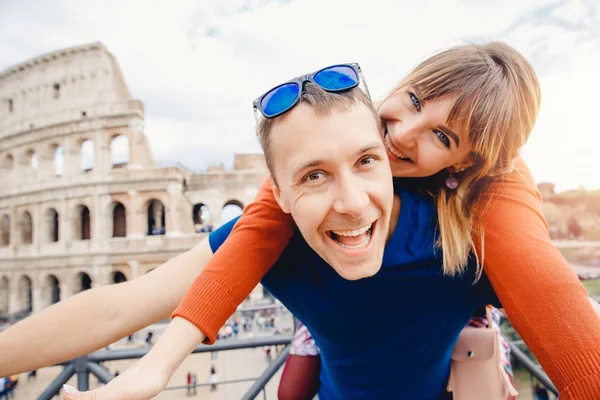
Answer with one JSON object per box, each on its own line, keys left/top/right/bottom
{"left": 337, "top": 232, "right": 371, "bottom": 249}
{"left": 384, "top": 132, "right": 412, "bottom": 161}
{"left": 331, "top": 223, "right": 372, "bottom": 237}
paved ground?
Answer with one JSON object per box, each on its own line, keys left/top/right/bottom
{"left": 552, "top": 240, "right": 600, "bottom": 248}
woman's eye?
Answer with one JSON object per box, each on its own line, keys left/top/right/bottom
{"left": 409, "top": 92, "right": 422, "bottom": 112}
{"left": 434, "top": 130, "right": 451, "bottom": 148}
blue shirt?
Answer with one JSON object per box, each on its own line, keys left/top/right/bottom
{"left": 209, "top": 186, "right": 500, "bottom": 399}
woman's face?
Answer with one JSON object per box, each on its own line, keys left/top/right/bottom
{"left": 378, "top": 88, "right": 474, "bottom": 178}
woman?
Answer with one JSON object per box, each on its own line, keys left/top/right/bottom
{"left": 1, "top": 42, "right": 599, "bottom": 398}
{"left": 278, "top": 321, "right": 322, "bottom": 400}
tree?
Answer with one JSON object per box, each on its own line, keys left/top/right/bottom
{"left": 567, "top": 215, "right": 583, "bottom": 238}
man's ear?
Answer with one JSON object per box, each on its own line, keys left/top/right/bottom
{"left": 270, "top": 176, "right": 290, "bottom": 214}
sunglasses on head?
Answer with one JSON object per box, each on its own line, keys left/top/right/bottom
{"left": 253, "top": 63, "right": 371, "bottom": 119}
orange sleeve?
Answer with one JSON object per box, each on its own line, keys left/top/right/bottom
{"left": 171, "top": 179, "right": 295, "bottom": 344}
{"left": 475, "top": 157, "right": 600, "bottom": 398}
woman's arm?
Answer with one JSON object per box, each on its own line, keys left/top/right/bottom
{"left": 475, "top": 157, "right": 600, "bottom": 398}
{"left": 171, "top": 178, "right": 295, "bottom": 343}
{"left": 0, "top": 237, "right": 213, "bottom": 377}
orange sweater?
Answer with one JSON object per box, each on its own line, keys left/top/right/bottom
{"left": 172, "top": 158, "right": 600, "bottom": 398}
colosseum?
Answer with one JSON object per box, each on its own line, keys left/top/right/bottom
{"left": 0, "top": 43, "right": 268, "bottom": 322}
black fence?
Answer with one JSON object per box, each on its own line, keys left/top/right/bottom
{"left": 38, "top": 334, "right": 293, "bottom": 400}
{"left": 31, "top": 335, "right": 558, "bottom": 399}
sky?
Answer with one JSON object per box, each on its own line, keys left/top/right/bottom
{"left": 0, "top": 0, "right": 598, "bottom": 192}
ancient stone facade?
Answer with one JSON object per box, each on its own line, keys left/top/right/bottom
{"left": 0, "top": 43, "right": 268, "bottom": 318}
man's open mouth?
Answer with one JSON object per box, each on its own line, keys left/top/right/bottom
{"left": 327, "top": 221, "right": 375, "bottom": 250}
{"left": 384, "top": 128, "right": 414, "bottom": 163}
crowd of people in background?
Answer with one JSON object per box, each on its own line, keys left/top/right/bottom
{"left": 0, "top": 376, "right": 17, "bottom": 400}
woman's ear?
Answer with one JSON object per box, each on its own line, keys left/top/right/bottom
{"left": 270, "top": 176, "right": 290, "bottom": 214}
{"left": 454, "top": 153, "right": 477, "bottom": 172}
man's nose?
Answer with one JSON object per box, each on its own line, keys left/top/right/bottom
{"left": 332, "top": 177, "right": 369, "bottom": 217}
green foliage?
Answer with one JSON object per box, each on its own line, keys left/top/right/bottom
{"left": 550, "top": 189, "right": 600, "bottom": 213}
{"left": 567, "top": 215, "right": 583, "bottom": 237}
{"left": 500, "top": 317, "right": 536, "bottom": 363}
{"left": 582, "top": 279, "right": 600, "bottom": 297}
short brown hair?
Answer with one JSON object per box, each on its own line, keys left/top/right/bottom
{"left": 256, "top": 83, "right": 377, "bottom": 179}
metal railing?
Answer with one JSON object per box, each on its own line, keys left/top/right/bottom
{"left": 508, "top": 341, "right": 558, "bottom": 396}
{"left": 33, "top": 335, "right": 558, "bottom": 400}
{"left": 38, "top": 334, "right": 293, "bottom": 400}
{"left": 29, "top": 336, "right": 561, "bottom": 400}
{"left": 22, "top": 299, "right": 562, "bottom": 399}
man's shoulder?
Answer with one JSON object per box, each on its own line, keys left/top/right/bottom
{"left": 276, "top": 231, "right": 317, "bottom": 263}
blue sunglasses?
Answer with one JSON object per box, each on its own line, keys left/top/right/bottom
{"left": 253, "top": 63, "right": 370, "bottom": 119}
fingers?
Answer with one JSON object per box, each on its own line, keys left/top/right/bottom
{"left": 62, "top": 384, "right": 97, "bottom": 400}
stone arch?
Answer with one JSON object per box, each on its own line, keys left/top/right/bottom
{"left": 0, "top": 276, "right": 8, "bottom": 313}
{"left": 32, "top": 152, "right": 39, "bottom": 170}
{"left": 80, "top": 139, "right": 95, "bottom": 173}
{"left": 146, "top": 199, "right": 166, "bottom": 236}
{"left": 221, "top": 199, "right": 244, "bottom": 225}
{"left": 224, "top": 199, "right": 244, "bottom": 209}
{"left": 53, "top": 144, "right": 64, "bottom": 176}
{"left": 45, "top": 208, "right": 59, "bottom": 242}
{"left": 23, "top": 149, "right": 39, "bottom": 172}
{"left": 111, "top": 202, "right": 127, "bottom": 238}
{"left": 74, "top": 204, "right": 91, "bottom": 240}
{"left": 17, "top": 275, "right": 33, "bottom": 314}
{"left": 262, "top": 285, "right": 274, "bottom": 302}
{"left": 112, "top": 271, "right": 127, "bottom": 284}
{"left": 192, "top": 203, "right": 212, "bottom": 232}
{"left": 41, "top": 274, "right": 60, "bottom": 308}
{"left": 110, "top": 134, "right": 130, "bottom": 168}
{"left": 1, "top": 215, "right": 9, "bottom": 246}
{"left": 72, "top": 272, "right": 92, "bottom": 294}
{"left": 1, "top": 153, "right": 14, "bottom": 173}
{"left": 20, "top": 211, "right": 33, "bottom": 244}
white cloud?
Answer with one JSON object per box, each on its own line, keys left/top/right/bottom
{"left": 0, "top": 0, "right": 598, "bottom": 191}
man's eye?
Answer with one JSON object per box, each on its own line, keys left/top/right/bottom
{"left": 304, "top": 171, "right": 324, "bottom": 182}
{"left": 359, "top": 156, "right": 377, "bottom": 166}
{"left": 409, "top": 92, "right": 421, "bottom": 112}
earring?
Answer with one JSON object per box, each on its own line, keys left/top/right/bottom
{"left": 445, "top": 167, "right": 459, "bottom": 190}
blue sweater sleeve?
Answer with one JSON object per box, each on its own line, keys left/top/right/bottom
{"left": 208, "top": 215, "right": 240, "bottom": 253}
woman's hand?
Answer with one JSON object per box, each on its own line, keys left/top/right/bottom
{"left": 61, "top": 359, "right": 168, "bottom": 400}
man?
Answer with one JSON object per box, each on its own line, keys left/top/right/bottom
{"left": 62, "top": 68, "right": 497, "bottom": 399}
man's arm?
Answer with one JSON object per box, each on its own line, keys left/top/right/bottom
{"left": 63, "top": 317, "right": 204, "bottom": 400}
{"left": 0, "top": 237, "right": 214, "bottom": 377}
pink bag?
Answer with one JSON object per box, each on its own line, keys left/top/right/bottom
{"left": 446, "top": 306, "right": 518, "bottom": 400}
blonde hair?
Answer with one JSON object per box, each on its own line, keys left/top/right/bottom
{"left": 386, "top": 42, "right": 541, "bottom": 278}
{"left": 257, "top": 83, "right": 377, "bottom": 183}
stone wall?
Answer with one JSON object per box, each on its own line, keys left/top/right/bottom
{"left": 0, "top": 43, "right": 267, "bottom": 317}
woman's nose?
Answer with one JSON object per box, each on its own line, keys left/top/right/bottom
{"left": 391, "top": 120, "right": 419, "bottom": 148}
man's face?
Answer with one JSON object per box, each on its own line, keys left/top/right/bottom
{"left": 270, "top": 102, "right": 394, "bottom": 280}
